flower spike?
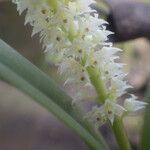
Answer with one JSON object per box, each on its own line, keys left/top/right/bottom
{"left": 12, "top": 0, "right": 147, "bottom": 126}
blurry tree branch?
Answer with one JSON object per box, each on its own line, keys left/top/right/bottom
{"left": 104, "top": 1, "right": 150, "bottom": 42}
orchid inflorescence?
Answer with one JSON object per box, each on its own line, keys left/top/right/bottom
{"left": 12, "top": 0, "right": 147, "bottom": 127}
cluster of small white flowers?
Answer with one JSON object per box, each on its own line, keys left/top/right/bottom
{"left": 12, "top": 0, "right": 147, "bottom": 125}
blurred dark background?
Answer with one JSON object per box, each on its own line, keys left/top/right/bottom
{"left": 0, "top": 0, "right": 150, "bottom": 150}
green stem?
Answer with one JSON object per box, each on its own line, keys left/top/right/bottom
{"left": 86, "top": 66, "right": 108, "bottom": 103}
{"left": 47, "top": 0, "right": 57, "bottom": 11}
{"left": 86, "top": 66, "right": 131, "bottom": 150}
{"left": 112, "top": 117, "right": 131, "bottom": 150}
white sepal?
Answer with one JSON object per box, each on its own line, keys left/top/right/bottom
{"left": 124, "top": 96, "right": 148, "bottom": 112}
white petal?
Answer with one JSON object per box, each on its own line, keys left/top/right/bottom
{"left": 124, "top": 98, "right": 148, "bottom": 112}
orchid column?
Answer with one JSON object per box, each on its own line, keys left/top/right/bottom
{"left": 12, "top": 0, "right": 147, "bottom": 149}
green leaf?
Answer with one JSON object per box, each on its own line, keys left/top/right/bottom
{"left": 140, "top": 82, "right": 150, "bottom": 150}
{"left": 0, "top": 39, "right": 107, "bottom": 150}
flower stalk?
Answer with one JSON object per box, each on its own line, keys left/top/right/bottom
{"left": 112, "top": 117, "right": 131, "bottom": 150}
{"left": 86, "top": 66, "right": 107, "bottom": 103}
{"left": 47, "top": 0, "right": 57, "bottom": 11}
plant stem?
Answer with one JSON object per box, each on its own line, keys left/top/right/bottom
{"left": 86, "top": 66, "right": 108, "bottom": 103}
{"left": 86, "top": 65, "right": 132, "bottom": 150}
{"left": 47, "top": 0, "right": 57, "bottom": 11}
{"left": 112, "top": 117, "right": 131, "bottom": 150}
